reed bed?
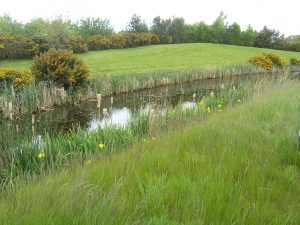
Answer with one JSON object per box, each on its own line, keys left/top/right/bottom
{"left": 0, "top": 64, "right": 268, "bottom": 118}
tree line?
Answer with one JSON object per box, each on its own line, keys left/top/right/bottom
{"left": 0, "top": 12, "right": 299, "bottom": 60}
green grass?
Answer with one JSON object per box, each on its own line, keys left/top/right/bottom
{"left": 0, "top": 43, "right": 299, "bottom": 76}
{"left": 1, "top": 80, "right": 300, "bottom": 224}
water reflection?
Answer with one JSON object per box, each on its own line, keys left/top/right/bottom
{"left": 88, "top": 107, "right": 132, "bottom": 131}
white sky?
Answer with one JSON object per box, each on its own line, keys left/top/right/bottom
{"left": 1, "top": 0, "right": 299, "bottom": 36}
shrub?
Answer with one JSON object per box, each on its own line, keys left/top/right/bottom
{"left": 31, "top": 49, "right": 89, "bottom": 88}
{"left": 263, "top": 53, "right": 285, "bottom": 70}
{"left": 0, "top": 33, "right": 35, "bottom": 59}
{"left": 88, "top": 35, "right": 112, "bottom": 50}
{"left": 111, "top": 33, "right": 126, "bottom": 49}
{"left": 249, "top": 55, "right": 273, "bottom": 71}
{"left": 66, "top": 35, "right": 87, "bottom": 53}
{"left": 249, "top": 53, "right": 285, "bottom": 71}
{"left": 0, "top": 68, "right": 33, "bottom": 88}
{"left": 290, "top": 58, "right": 300, "bottom": 65}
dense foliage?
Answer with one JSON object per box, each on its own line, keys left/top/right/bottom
{"left": 31, "top": 49, "right": 89, "bottom": 88}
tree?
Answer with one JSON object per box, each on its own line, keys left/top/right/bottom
{"left": 241, "top": 25, "right": 256, "bottom": 46}
{"left": 225, "top": 22, "right": 242, "bottom": 45}
{"left": 75, "top": 17, "right": 114, "bottom": 39}
{"left": 169, "top": 17, "right": 185, "bottom": 43}
{"left": 210, "top": 11, "right": 228, "bottom": 44}
{"left": 254, "top": 26, "right": 284, "bottom": 49}
{"left": 0, "top": 15, "right": 23, "bottom": 35}
{"left": 150, "top": 16, "right": 172, "bottom": 44}
{"left": 127, "top": 14, "right": 148, "bottom": 33}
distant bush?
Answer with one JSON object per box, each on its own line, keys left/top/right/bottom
{"left": 66, "top": 35, "right": 87, "bottom": 53}
{"left": 249, "top": 55, "right": 273, "bottom": 71}
{"left": 0, "top": 68, "right": 33, "bottom": 88}
{"left": 88, "top": 35, "right": 112, "bottom": 50}
{"left": 290, "top": 58, "right": 300, "bottom": 65}
{"left": 111, "top": 33, "right": 126, "bottom": 49}
{"left": 0, "top": 33, "right": 35, "bottom": 59}
{"left": 32, "top": 49, "right": 89, "bottom": 88}
{"left": 249, "top": 53, "right": 285, "bottom": 71}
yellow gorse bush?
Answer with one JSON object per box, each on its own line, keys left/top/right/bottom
{"left": 0, "top": 68, "right": 33, "bottom": 88}
{"left": 249, "top": 53, "right": 285, "bottom": 71}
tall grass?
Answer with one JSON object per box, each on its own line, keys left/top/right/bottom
{"left": 0, "top": 78, "right": 299, "bottom": 224}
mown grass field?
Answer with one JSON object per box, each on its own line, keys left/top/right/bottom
{"left": 1, "top": 80, "right": 299, "bottom": 224}
{"left": 0, "top": 43, "right": 299, "bottom": 76}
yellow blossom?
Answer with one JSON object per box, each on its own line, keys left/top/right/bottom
{"left": 207, "top": 107, "right": 211, "bottom": 113}
{"left": 37, "top": 152, "right": 45, "bottom": 159}
{"left": 98, "top": 143, "right": 105, "bottom": 149}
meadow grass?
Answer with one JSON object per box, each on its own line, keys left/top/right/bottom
{"left": 0, "top": 79, "right": 299, "bottom": 224}
{"left": 0, "top": 43, "right": 299, "bottom": 76}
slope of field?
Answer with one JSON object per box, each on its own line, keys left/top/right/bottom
{"left": 0, "top": 43, "right": 299, "bottom": 76}
{"left": 1, "top": 81, "right": 300, "bottom": 224}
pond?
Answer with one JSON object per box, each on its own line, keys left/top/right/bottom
{"left": 0, "top": 73, "right": 275, "bottom": 146}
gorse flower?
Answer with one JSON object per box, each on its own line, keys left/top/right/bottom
{"left": 98, "top": 143, "right": 105, "bottom": 149}
{"left": 37, "top": 152, "right": 45, "bottom": 159}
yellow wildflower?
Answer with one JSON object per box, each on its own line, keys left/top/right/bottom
{"left": 98, "top": 143, "right": 105, "bottom": 149}
{"left": 37, "top": 152, "right": 45, "bottom": 159}
{"left": 207, "top": 107, "right": 211, "bottom": 113}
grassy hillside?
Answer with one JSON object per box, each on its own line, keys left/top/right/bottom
{"left": 1, "top": 80, "right": 300, "bottom": 224}
{"left": 0, "top": 43, "right": 299, "bottom": 76}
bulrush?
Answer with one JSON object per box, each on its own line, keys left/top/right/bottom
{"left": 103, "top": 108, "right": 108, "bottom": 117}
{"left": 97, "top": 93, "right": 102, "bottom": 108}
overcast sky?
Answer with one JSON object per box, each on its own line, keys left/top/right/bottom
{"left": 1, "top": 0, "right": 299, "bottom": 36}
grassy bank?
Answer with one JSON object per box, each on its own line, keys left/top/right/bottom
{"left": 1, "top": 80, "right": 299, "bottom": 224}
{"left": 0, "top": 43, "right": 299, "bottom": 76}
